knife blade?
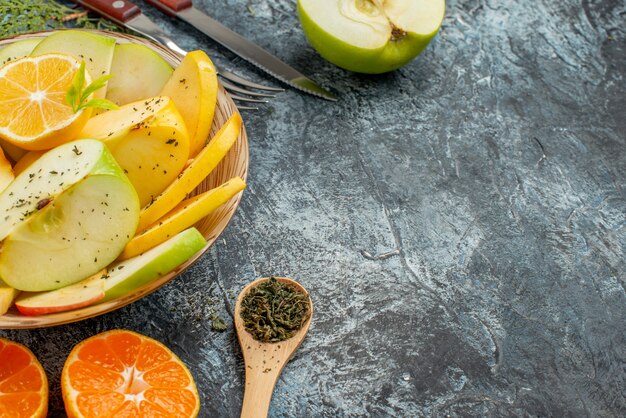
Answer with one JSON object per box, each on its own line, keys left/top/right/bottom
{"left": 71, "top": 0, "right": 279, "bottom": 94}
{"left": 143, "top": 0, "right": 337, "bottom": 101}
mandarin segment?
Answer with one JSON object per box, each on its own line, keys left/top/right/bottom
{"left": 0, "top": 392, "right": 41, "bottom": 418}
{"left": 139, "top": 399, "right": 177, "bottom": 417}
{"left": 67, "top": 361, "right": 124, "bottom": 392}
{"left": 136, "top": 341, "right": 172, "bottom": 372}
{"left": 105, "top": 331, "right": 142, "bottom": 367}
{"left": 143, "top": 362, "right": 192, "bottom": 388}
{"left": 113, "top": 400, "right": 141, "bottom": 417}
{"left": 75, "top": 391, "right": 126, "bottom": 416}
{"left": 145, "top": 388, "right": 199, "bottom": 416}
{"left": 0, "top": 365, "right": 44, "bottom": 393}
{"left": 77, "top": 339, "right": 125, "bottom": 373}
{"left": 0, "top": 345, "right": 31, "bottom": 381}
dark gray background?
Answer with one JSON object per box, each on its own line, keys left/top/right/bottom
{"left": 2, "top": 0, "right": 625, "bottom": 416}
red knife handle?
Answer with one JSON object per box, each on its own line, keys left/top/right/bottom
{"left": 144, "top": 0, "right": 192, "bottom": 15}
{"left": 75, "top": 0, "right": 140, "bottom": 23}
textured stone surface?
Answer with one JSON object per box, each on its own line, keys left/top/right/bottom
{"left": 1, "top": 0, "right": 625, "bottom": 416}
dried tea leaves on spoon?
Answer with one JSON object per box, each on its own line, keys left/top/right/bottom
{"left": 240, "top": 277, "right": 310, "bottom": 343}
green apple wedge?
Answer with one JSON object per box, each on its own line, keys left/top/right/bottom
{"left": 297, "top": 0, "right": 445, "bottom": 73}
{"left": 102, "top": 227, "right": 206, "bottom": 301}
{"left": 13, "top": 228, "right": 205, "bottom": 315}
{"left": 0, "top": 139, "right": 140, "bottom": 292}
{"left": 106, "top": 43, "right": 173, "bottom": 106}
{"left": 0, "top": 39, "right": 41, "bottom": 66}
{"left": 30, "top": 30, "right": 115, "bottom": 98}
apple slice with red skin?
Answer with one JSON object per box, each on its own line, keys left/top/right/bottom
{"left": 15, "top": 270, "right": 106, "bottom": 316}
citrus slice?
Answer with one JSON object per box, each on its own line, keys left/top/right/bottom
{"left": 62, "top": 330, "right": 200, "bottom": 418}
{"left": 0, "top": 53, "right": 93, "bottom": 151}
{"left": 0, "top": 337, "right": 49, "bottom": 418}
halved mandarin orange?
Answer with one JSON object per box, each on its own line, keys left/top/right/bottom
{"left": 0, "top": 337, "right": 49, "bottom": 418}
{"left": 61, "top": 329, "right": 200, "bottom": 418}
{"left": 0, "top": 54, "right": 93, "bottom": 151}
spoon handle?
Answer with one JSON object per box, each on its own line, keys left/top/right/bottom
{"left": 240, "top": 366, "right": 281, "bottom": 418}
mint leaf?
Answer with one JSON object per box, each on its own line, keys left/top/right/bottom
{"left": 65, "top": 61, "right": 117, "bottom": 113}
{"left": 80, "top": 74, "right": 112, "bottom": 104}
{"left": 81, "top": 98, "right": 119, "bottom": 111}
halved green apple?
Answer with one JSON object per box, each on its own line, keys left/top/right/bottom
{"left": 0, "top": 139, "right": 140, "bottom": 292}
{"left": 0, "top": 39, "right": 41, "bottom": 66}
{"left": 297, "top": 0, "right": 445, "bottom": 73}
{"left": 106, "top": 43, "right": 173, "bottom": 106}
{"left": 30, "top": 30, "right": 116, "bottom": 98}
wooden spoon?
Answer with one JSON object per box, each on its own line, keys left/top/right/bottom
{"left": 234, "top": 277, "right": 313, "bottom": 418}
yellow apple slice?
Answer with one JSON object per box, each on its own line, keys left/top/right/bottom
{"left": 137, "top": 112, "right": 242, "bottom": 232}
{"left": 0, "top": 281, "right": 19, "bottom": 315}
{"left": 160, "top": 50, "right": 218, "bottom": 157}
{"left": 0, "top": 145, "right": 14, "bottom": 192}
{"left": 14, "top": 269, "right": 106, "bottom": 316}
{"left": 80, "top": 96, "right": 170, "bottom": 142}
{"left": 0, "top": 138, "right": 27, "bottom": 163}
{"left": 120, "top": 177, "right": 245, "bottom": 259}
{"left": 80, "top": 96, "right": 191, "bottom": 207}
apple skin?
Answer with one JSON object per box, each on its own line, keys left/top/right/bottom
{"left": 0, "top": 39, "right": 40, "bottom": 66}
{"left": 297, "top": 1, "right": 444, "bottom": 74}
{"left": 14, "top": 270, "right": 106, "bottom": 316}
{"left": 103, "top": 227, "right": 207, "bottom": 301}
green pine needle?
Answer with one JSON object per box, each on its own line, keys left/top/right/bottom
{"left": 0, "top": 0, "right": 124, "bottom": 38}
{"left": 66, "top": 61, "right": 118, "bottom": 113}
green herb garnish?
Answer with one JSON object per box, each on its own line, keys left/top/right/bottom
{"left": 65, "top": 61, "right": 118, "bottom": 113}
{"left": 240, "top": 278, "right": 310, "bottom": 343}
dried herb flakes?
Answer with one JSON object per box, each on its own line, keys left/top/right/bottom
{"left": 240, "top": 277, "right": 310, "bottom": 343}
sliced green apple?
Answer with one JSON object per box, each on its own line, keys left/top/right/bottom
{"left": 0, "top": 39, "right": 41, "bottom": 66}
{"left": 12, "top": 228, "right": 204, "bottom": 313}
{"left": 30, "top": 30, "right": 115, "bottom": 98}
{"left": 297, "top": 0, "right": 445, "bottom": 73}
{"left": 80, "top": 96, "right": 191, "bottom": 207}
{"left": 14, "top": 269, "right": 106, "bottom": 316}
{"left": 106, "top": 43, "right": 173, "bottom": 106}
{"left": 0, "top": 139, "right": 140, "bottom": 292}
{"left": 103, "top": 227, "right": 206, "bottom": 301}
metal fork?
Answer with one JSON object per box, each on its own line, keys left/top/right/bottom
{"left": 71, "top": 0, "right": 282, "bottom": 110}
